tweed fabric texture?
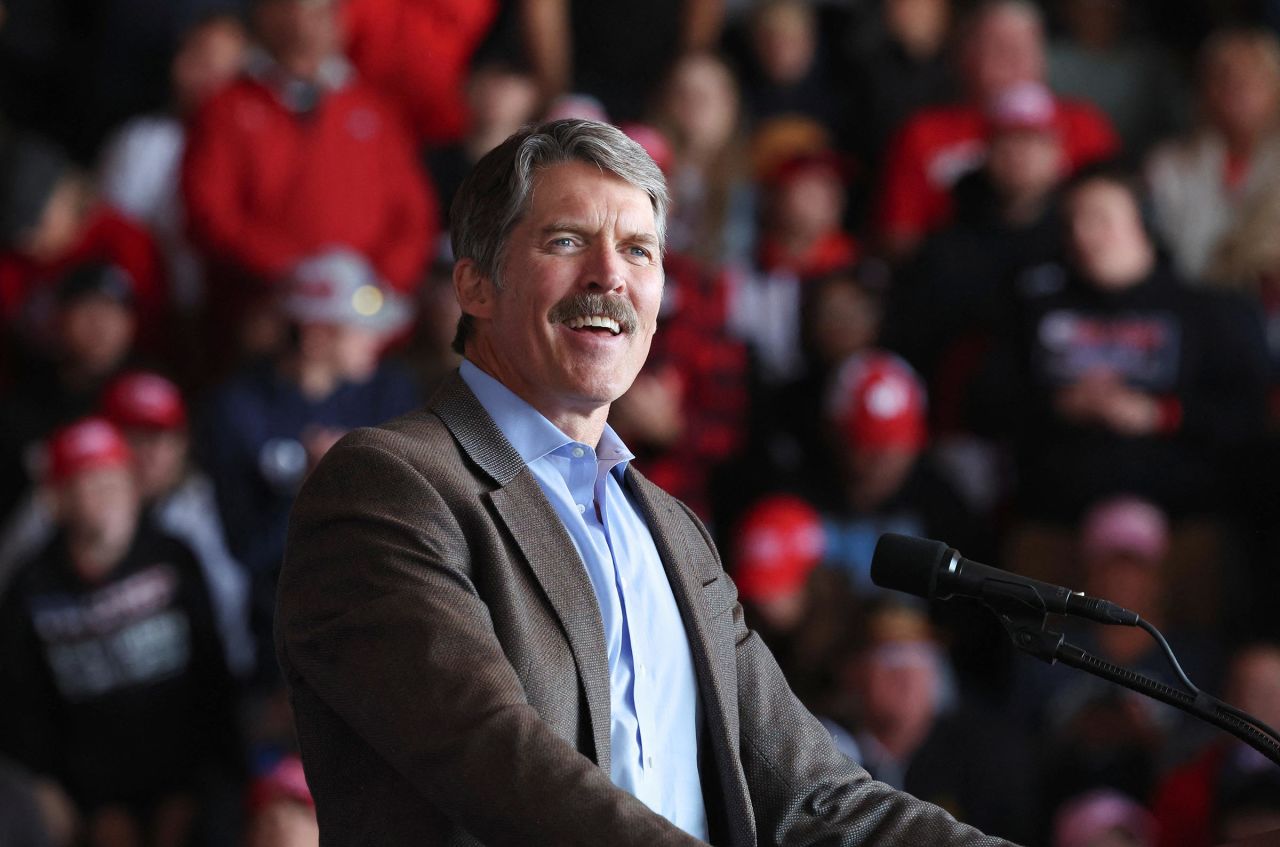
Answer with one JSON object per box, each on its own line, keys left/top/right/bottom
{"left": 276, "top": 371, "right": 1020, "bottom": 846}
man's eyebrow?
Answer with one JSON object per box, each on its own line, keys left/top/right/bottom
{"left": 540, "top": 222, "right": 590, "bottom": 237}
{"left": 539, "top": 223, "right": 659, "bottom": 246}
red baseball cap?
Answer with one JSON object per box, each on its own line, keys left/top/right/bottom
{"left": 767, "top": 149, "right": 851, "bottom": 189}
{"left": 827, "top": 351, "right": 927, "bottom": 452}
{"left": 46, "top": 417, "right": 133, "bottom": 484}
{"left": 247, "top": 754, "right": 315, "bottom": 814}
{"left": 101, "top": 371, "right": 188, "bottom": 431}
{"left": 732, "top": 495, "right": 825, "bottom": 602}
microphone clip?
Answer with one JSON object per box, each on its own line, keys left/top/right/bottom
{"left": 976, "top": 582, "right": 1066, "bottom": 664}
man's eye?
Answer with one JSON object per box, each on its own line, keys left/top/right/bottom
{"left": 627, "top": 245, "right": 651, "bottom": 259}
{"left": 551, "top": 237, "right": 576, "bottom": 249}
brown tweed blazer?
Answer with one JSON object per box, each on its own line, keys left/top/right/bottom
{"left": 275, "top": 372, "right": 1019, "bottom": 846}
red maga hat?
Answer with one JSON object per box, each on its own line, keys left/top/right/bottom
{"left": 101, "top": 371, "right": 188, "bottom": 431}
{"left": 827, "top": 351, "right": 928, "bottom": 452}
{"left": 733, "top": 494, "right": 826, "bottom": 602}
{"left": 46, "top": 417, "right": 133, "bottom": 483}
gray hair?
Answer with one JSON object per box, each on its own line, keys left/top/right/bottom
{"left": 449, "top": 119, "right": 670, "bottom": 353}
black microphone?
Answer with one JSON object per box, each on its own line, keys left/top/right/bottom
{"left": 871, "top": 533, "right": 1139, "bottom": 626}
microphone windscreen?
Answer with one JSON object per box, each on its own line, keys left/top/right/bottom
{"left": 871, "top": 534, "right": 950, "bottom": 599}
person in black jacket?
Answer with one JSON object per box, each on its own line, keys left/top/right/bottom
{"left": 985, "top": 163, "right": 1268, "bottom": 522}
{"left": 0, "top": 417, "right": 240, "bottom": 847}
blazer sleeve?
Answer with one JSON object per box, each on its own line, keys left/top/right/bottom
{"left": 677, "top": 502, "right": 1020, "bottom": 847}
{"left": 276, "top": 438, "right": 706, "bottom": 846}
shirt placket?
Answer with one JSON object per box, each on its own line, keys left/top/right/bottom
{"left": 598, "top": 465, "right": 657, "bottom": 783}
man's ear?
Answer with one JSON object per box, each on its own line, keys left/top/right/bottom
{"left": 453, "top": 258, "right": 496, "bottom": 319}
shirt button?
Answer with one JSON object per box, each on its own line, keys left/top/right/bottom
{"left": 637, "top": 662, "right": 646, "bottom": 675}
{"left": 576, "top": 503, "right": 586, "bottom": 514}
{"left": 647, "top": 756, "right": 655, "bottom": 769}
{"left": 571, "top": 446, "right": 585, "bottom": 458}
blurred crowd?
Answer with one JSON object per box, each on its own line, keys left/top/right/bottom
{"left": 3, "top": 0, "right": 1280, "bottom": 845}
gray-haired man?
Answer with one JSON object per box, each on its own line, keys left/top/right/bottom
{"left": 276, "top": 119, "right": 1016, "bottom": 846}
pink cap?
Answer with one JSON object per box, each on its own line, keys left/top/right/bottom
{"left": 46, "top": 417, "right": 133, "bottom": 483}
{"left": 827, "top": 351, "right": 927, "bottom": 452}
{"left": 1053, "top": 789, "right": 1156, "bottom": 847}
{"left": 733, "top": 495, "right": 825, "bottom": 602}
{"left": 1080, "top": 496, "right": 1169, "bottom": 563}
{"left": 987, "top": 81, "right": 1059, "bottom": 133}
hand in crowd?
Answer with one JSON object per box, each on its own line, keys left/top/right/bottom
{"left": 1055, "top": 370, "right": 1161, "bottom": 436}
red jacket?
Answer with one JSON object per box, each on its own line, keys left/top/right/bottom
{"left": 342, "top": 0, "right": 498, "bottom": 145}
{"left": 874, "top": 98, "right": 1119, "bottom": 244}
{"left": 182, "top": 73, "right": 437, "bottom": 294}
{"left": 756, "top": 231, "right": 860, "bottom": 280}
{"left": 0, "top": 206, "right": 167, "bottom": 341}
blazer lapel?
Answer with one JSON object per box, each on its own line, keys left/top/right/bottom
{"left": 625, "top": 468, "right": 756, "bottom": 847}
{"left": 431, "top": 372, "right": 613, "bottom": 775}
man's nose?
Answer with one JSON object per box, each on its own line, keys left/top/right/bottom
{"left": 581, "top": 243, "right": 627, "bottom": 293}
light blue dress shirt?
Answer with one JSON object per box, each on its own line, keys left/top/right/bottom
{"left": 459, "top": 361, "right": 708, "bottom": 839}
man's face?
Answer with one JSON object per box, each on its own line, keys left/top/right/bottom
{"left": 964, "top": 8, "right": 1045, "bottom": 100}
{"left": 774, "top": 169, "right": 844, "bottom": 238}
{"left": 57, "top": 297, "right": 137, "bottom": 377}
{"left": 125, "top": 428, "right": 189, "bottom": 500}
{"left": 463, "top": 161, "right": 664, "bottom": 424}
{"left": 988, "top": 129, "right": 1064, "bottom": 201}
{"left": 254, "top": 0, "right": 337, "bottom": 77}
{"left": 172, "top": 19, "right": 247, "bottom": 113}
{"left": 57, "top": 465, "right": 139, "bottom": 580}
{"left": 1067, "top": 179, "right": 1154, "bottom": 290}
{"left": 1203, "top": 42, "right": 1280, "bottom": 139}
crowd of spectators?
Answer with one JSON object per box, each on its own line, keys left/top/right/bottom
{"left": 3, "top": 0, "right": 1280, "bottom": 844}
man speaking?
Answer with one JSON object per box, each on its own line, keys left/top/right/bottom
{"left": 275, "top": 119, "right": 1013, "bottom": 846}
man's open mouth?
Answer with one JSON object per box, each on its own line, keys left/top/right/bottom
{"left": 564, "top": 315, "right": 623, "bottom": 335}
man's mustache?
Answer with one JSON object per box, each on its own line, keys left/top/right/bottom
{"left": 546, "top": 293, "right": 639, "bottom": 334}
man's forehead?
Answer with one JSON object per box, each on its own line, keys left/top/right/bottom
{"left": 525, "top": 162, "right": 657, "bottom": 232}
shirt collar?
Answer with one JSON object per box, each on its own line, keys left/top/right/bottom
{"left": 459, "top": 360, "right": 635, "bottom": 476}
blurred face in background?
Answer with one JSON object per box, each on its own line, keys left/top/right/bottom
{"left": 468, "top": 65, "right": 540, "bottom": 153}
{"left": 1066, "top": 178, "right": 1155, "bottom": 290}
{"left": 254, "top": 0, "right": 339, "bottom": 79}
{"left": 1201, "top": 35, "right": 1280, "bottom": 143}
{"left": 884, "top": 0, "right": 950, "bottom": 57}
{"left": 661, "top": 54, "right": 740, "bottom": 156}
{"left": 1228, "top": 647, "right": 1280, "bottom": 732}
{"left": 962, "top": 4, "right": 1046, "bottom": 101}
{"left": 57, "top": 465, "right": 140, "bottom": 582}
{"left": 855, "top": 638, "right": 941, "bottom": 751}
{"left": 752, "top": 1, "right": 817, "bottom": 85}
{"left": 1085, "top": 552, "right": 1161, "bottom": 621}
{"left": 806, "top": 276, "right": 883, "bottom": 366}
{"left": 987, "top": 127, "right": 1064, "bottom": 202}
{"left": 299, "top": 322, "right": 382, "bottom": 384}
{"left": 774, "top": 167, "right": 845, "bottom": 241}
{"left": 125, "top": 428, "right": 189, "bottom": 501}
{"left": 172, "top": 17, "right": 248, "bottom": 114}
{"left": 57, "top": 297, "right": 136, "bottom": 378}
{"left": 18, "top": 176, "right": 83, "bottom": 262}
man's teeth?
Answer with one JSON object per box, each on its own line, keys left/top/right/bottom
{"left": 565, "top": 315, "right": 622, "bottom": 334}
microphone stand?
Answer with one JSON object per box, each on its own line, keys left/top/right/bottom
{"left": 974, "top": 581, "right": 1280, "bottom": 768}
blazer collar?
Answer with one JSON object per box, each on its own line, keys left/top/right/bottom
{"left": 430, "top": 370, "right": 614, "bottom": 773}
{"left": 430, "top": 370, "right": 528, "bottom": 486}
